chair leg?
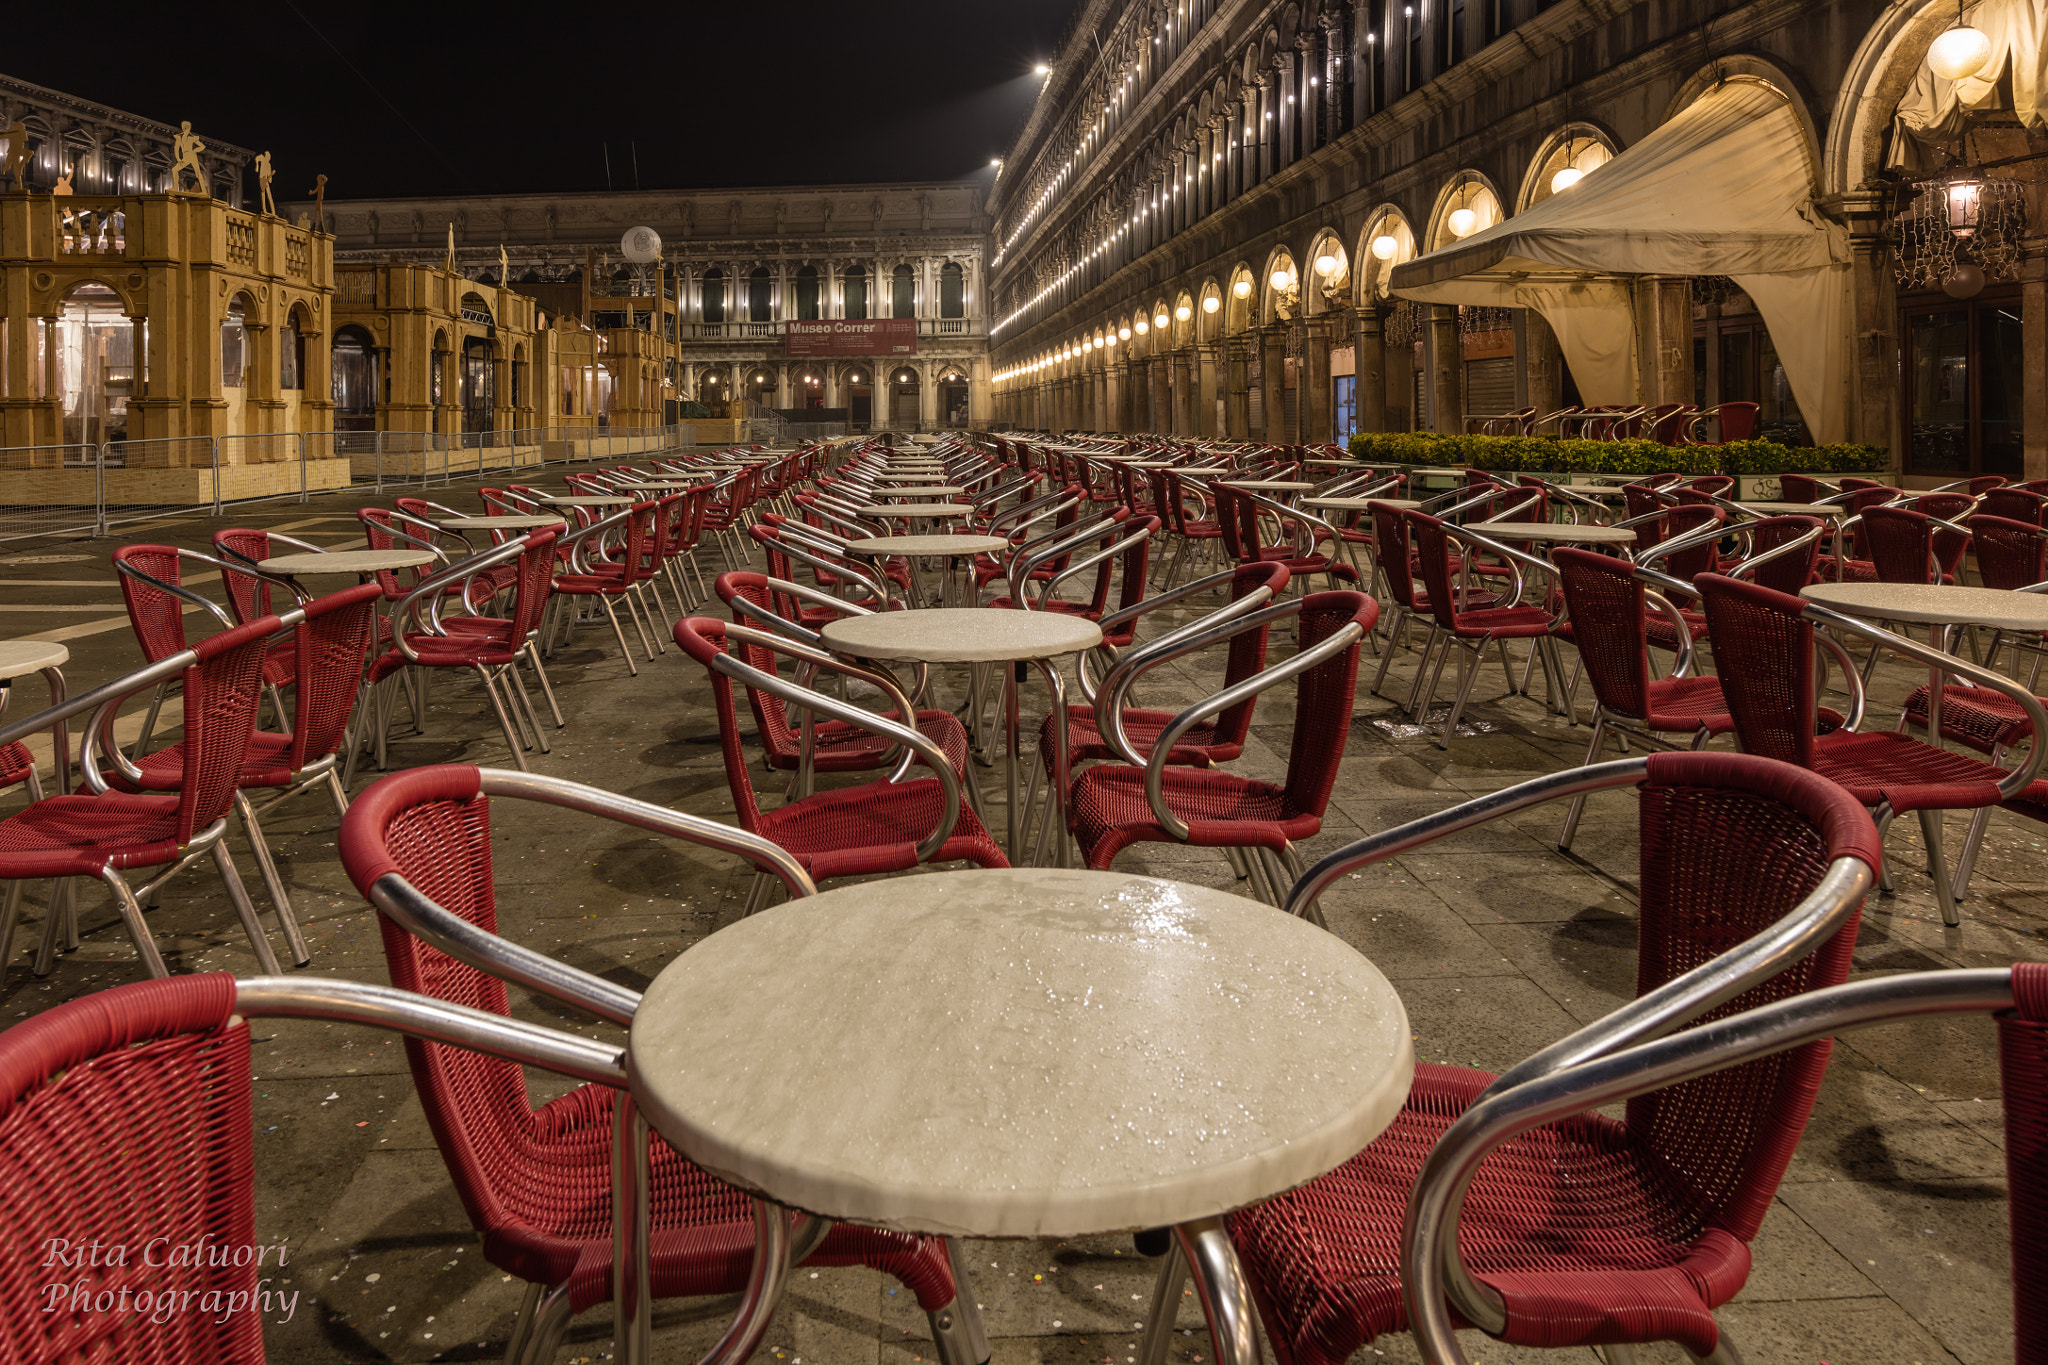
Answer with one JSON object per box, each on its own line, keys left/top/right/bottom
{"left": 33, "top": 880, "right": 78, "bottom": 975}
{"left": 503, "top": 664, "right": 551, "bottom": 755}
{"left": 1682, "top": 1330, "right": 1747, "bottom": 1364}
{"left": 98, "top": 867, "right": 170, "bottom": 978}
{"left": 942, "top": 1236, "right": 993, "bottom": 1365}
{"left": 1918, "top": 808, "right": 1961, "bottom": 926}
{"left": 1439, "top": 639, "right": 1487, "bottom": 752}
{"left": 0, "top": 880, "right": 24, "bottom": 981}
{"left": 499, "top": 1281, "right": 543, "bottom": 1365}
{"left": 524, "top": 641, "right": 567, "bottom": 728}
{"left": 1557, "top": 711, "right": 1609, "bottom": 851}
{"left": 597, "top": 598, "right": 640, "bottom": 677}
{"left": 741, "top": 870, "right": 777, "bottom": 917}
{"left": 210, "top": 841, "right": 285, "bottom": 975}
{"left": 475, "top": 666, "right": 533, "bottom": 773}
{"left": 1951, "top": 804, "right": 1995, "bottom": 904}
{"left": 1405, "top": 628, "right": 1446, "bottom": 720}
{"left": 512, "top": 1281, "right": 574, "bottom": 1365}
{"left": 132, "top": 681, "right": 168, "bottom": 758}
{"left": 234, "top": 790, "right": 311, "bottom": 966}
{"left": 1370, "top": 607, "right": 1408, "bottom": 698}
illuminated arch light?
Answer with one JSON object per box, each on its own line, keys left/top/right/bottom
{"left": 1371, "top": 234, "right": 1400, "bottom": 260}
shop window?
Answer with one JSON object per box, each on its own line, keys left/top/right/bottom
{"left": 795, "top": 266, "right": 820, "bottom": 320}
{"left": 939, "top": 262, "right": 964, "bottom": 319}
{"left": 891, "top": 265, "right": 915, "bottom": 319}
{"left": 843, "top": 266, "right": 868, "bottom": 319}
{"left": 220, "top": 298, "right": 248, "bottom": 388}
{"left": 1335, "top": 375, "right": 1358, "bottom": 441}
{"left": 1904, "top": 297, "right": 2024, "bottom": 478}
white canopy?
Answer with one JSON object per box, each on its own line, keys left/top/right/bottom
{"left": 1390, "top": 78, "right": 1853, "bottom": 441}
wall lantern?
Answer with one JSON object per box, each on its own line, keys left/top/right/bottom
{"left": 1945, "top": 174, "right": 1985, "bottom": 237}
{"left": 1270, "top": 268, "right": 1294, "bottom": 289}
{"left": 1119, "top": 325, "right": 1132, "bottom": 339}
{"left": 1448, "top": 207, "right": 1480, "bottom": 238}
{"left": 1314, "top": 252, "right": 1340, "bottom": 276}
{"left": 1371, "top": 234, "right": 1400, "bottom": 260}
{"left": 1202, "top": 295, "right": 1220, "bottom": 313}
{"left": 1134, "top": 319, "right": 1149, "bottom": 334}
{"left": 1154, "top": 310, "right": 1171, "bottom": 328}
{"left": 1174, "top": 304, "right": 1192, "bottom": 321}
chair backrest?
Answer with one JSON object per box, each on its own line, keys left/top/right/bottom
{"left": 1777, "top": 474, "right": 1827, "bottom": 503}
{"left": 1694, "top": 573, "right": 1818, "bottom": 769}
{"left": 287, "top": 584, "right": 383, "bottom": 770}
{"left": 1279, "top": 591, "right": 1378, "bottom": 819}
{"left": 2003, "top": 964, "right": 2048, "bottom": 1362}
{"left": 0, "top": 973, "right": 262, "bottom": 1363}
{"left": 1554, "top": 547, "right": 1654, "bottom": 720}
{"left": 1743, "top": 514, "right": 1824, "bottom": 595}
{"left": 1716, "top": 401, "right": 1761, "bottom": 441}
{"left": 1622, "top": 484, "right": 1667, "bottom": 522}
{"left": 709, "top": 572, "right": 815, "bottom": 764}
{"left": 1408, "top": 511, "right": 1481, "bottom": 628}
{"left": 113, "top": 543, "right": 192, "bottom": 663}
{"left": 1972, "top": 515, "right": 2048, "bottom": 593}
{"left": 1370, "top": 502, "right": 1422, "bottom": 610}
{"left": 212, "top": 529, "right": 279, "bottom": 624}
{"left": 1980, "top": 487, "right": 2048, "bottom": 526}
{"left": 1092, "top": 516, "right": 1160, "bottom": 638}
{"left": 1622, "top": 751, "right": 1872, "bottom": 1241}
{"left": 1967, "top": 475, "right": 2008, "bottom": 495}
{"left": 357, "top": 507, "right": 431, "bottom": 600}
{"left": 672, "top": 617, "right": 771, "bottom": 830}
{"left": 1862, "top": 505, "right": 1939, "bottom": 584}
{"left": 1839, "top": 477, "right": 1889, "bottom": 493}
{"left": 1661, "top": 503, "right": 1726, "bottom": 584}
{"left": 1689, "top": 474, "right": 1734, "bottom": 497}
{"left": 172, "top": 614, "right": 284, "bottom": 842}
{"left": 504, "top": 530, "right": 561, "bottom": 643}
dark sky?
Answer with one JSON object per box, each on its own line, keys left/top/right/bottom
{"left": 13, "top": 0, "right": 1075, "bottom": 199}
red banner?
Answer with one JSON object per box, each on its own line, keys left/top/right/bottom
{"left": 784, "top": 319, "right": 918, "bottom": 357}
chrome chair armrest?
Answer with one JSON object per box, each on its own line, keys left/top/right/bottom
{"left": 1036, "top": 522, "right": 1153, "bottom": 611}
{"left": 1403, "top": 965, "right": 2009, "bottom": 1363}
{"left": 114, "top": 556, "right": 238, "bottom": 630}
{"left": 1093, "top": 595, "right": 1299, "bottom": 767}
{"left": 388, "top": 538, "right": 531, "bottom": 660}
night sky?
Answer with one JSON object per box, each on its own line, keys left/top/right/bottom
{"left": 12, "top": 0, "right": 1074, "bottom": 198}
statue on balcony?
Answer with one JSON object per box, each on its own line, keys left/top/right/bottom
{"left": 169, "top": 122, "right": 210, "bottom": 196}
{"left": 255, "top": 151, "right": 276, "bottom": 217}
{"left": 308, "top": 174, "right": 328, "bottom": 229}
{"left": 1, "top": 122, "right": 29, "bottom": 194}
{"left": 52, "top": 169, "right": 73, "bottom": 196}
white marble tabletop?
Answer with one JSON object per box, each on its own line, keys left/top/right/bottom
{"left": 874, "top": 486, "right": 966, "bottom": 499}
{"left": 435, "top": 515, "right": 566, "bottom": 531}
{"left": 1738, "top": 502, "right": 1846, "bottom": 517}
{"left": 1802, "top": 582, "right": 2048, "bottom": 630}
{"left": 262, "top": 549, "right": 438, "bottom": 576}
{"left": 844, "top": 535, "right": 1010, "bottom": 559}
{"left": 1470, "top": 523, "right": 1638, "bottom": 544}
{"left": 1405, "top": 467, "right": 1466, "bottom": 477}
{"left": 539, "top": 495, "right": 635, "bottom": 507}
{"left": 858, "top": 503, "right": 972, "bottom": 520}
{"left": 627, "top": 869, "right": 1413, "bottom": 1237}
{"left": 1129, "top": 461, "right": 1178, "bottom": 470}
{"left": 0, "top": 640, "right": 69, "bottom": 678}
{"left": 1548, "top": 483, "right": 1630, "bottom": 497}
{"left": 1174, "top": 466, "right": 1232, "bottom": 477}
{"left": 1224, "top": 479, "right": 1317, "bottom": 492}
{"left": 1307, "top": 497, "right": 1420, "bottom": 512}
{"left": 823, "top": 607, "right": 1102, "bottom": 663}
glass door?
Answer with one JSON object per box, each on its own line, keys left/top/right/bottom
{"left": 1903, "top": 294, "right": 2024, "bottom": 477}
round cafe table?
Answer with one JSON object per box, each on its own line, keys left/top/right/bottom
{"left": 871, "top": 485, "right": 965, "bottom": 500}
{"left": 434, "top": 515, "right": 566, "bottom": 534}
{"left": 1173, "top": 466, "right": 1232, "bottom": 477}
{"left": 823, "top": 609, "right": 1101, "bottom": 859}
{"left": 844, "top": 534, "right": 1009, "bottom": 609}
{"left": 1468, "top": 522, "right": 1638, "bottom": 546}
{"left": 625, "top": 868, "right": 1413, "bottom": 1365}
{"left": 858, "top": 503, "right": 972, "bottom": 523}
{"left": 1224, "top": 479, "right": 1316, "bottom": 494}
{"left": 1802, "top": 582, "right": 2048, "bottom": 744}
{"left": 260, "top": 548, "right": 438, "bottom": 583}
{"left": 538, "top": 495, "right": 634, "bottom": 508}
{"left": 1307, "top": 496, "right": 1419, "bottom": 513}
{"left": 1737, "top": 501, "right": 1847, "bottom": 517}
{"left": 0, "top": 640, "right": 71, "bottom": 795}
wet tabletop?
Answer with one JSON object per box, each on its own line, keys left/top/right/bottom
{"left": 1306, "top": 497, "right": 1420, "bottom": 512}
{"left": 1802, "top": 582, "right": 2048, "bottom": 630}
{"left": 434, "top": 515, "right": 566, "bottom": 531}
{"left": 628, "top": 869, "right": 1412, "bottom": 1237}
{"left": 822, "top": 607, "right": 1102, "bottom": 663}
{"left": 858, "top": 503, "right": 973, "bottom": 520}
{"left": 1470, "top": 523, "right": 1638, "bottom": 544}
{"left": 844, "top": 535, "right": 1010, "bottom": 559}
{"left": 261, "top": 549, "right": 437, "bottom": 576}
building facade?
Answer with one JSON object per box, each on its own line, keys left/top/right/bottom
{"left": 304, "top": 182, "right": 996, "bottom": 433}
{"left": 0, "top": 75, "right": 251, "bottom": 207}
{"left": 986, "top": 0, "right": 2048, "bottom": 482}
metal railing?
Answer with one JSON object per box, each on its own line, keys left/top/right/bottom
{"left": 0, "top": 421, "right": 796, "bottom": 545}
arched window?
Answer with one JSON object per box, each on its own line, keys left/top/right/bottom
{"left": 220, "top": 296, "right": 249, "bottom": 388}
{"left": 702, "top": 268, "right": 725, "bottom": 324}
{"left": 794, "top": 265, "right": 820, "bottom": 320}
{"left": 330, "top": 324, "right": 378, "bottom": 434}
{"left": 843, "top": 265, "right": 868, "bottom": 319}
{"left": 939, "top": 261, "right": 964, "bottom": 319}
{"left": 58, "top": 282, "right": 134, "bottom": 445}
{"left": 891, "top": 264, "right": 915, "bottom": 319}
{"left": 749, "top": 267, "right": 772, "bottom": 321}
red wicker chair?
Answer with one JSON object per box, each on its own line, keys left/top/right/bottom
{"left": 1695, "top": 572, "right": 2045, "bottom": 920}
{"left": 337, "top": 764, "right": 983, "bottom": 1365}
{"left": 1862, "top": 504, "right": 1969, "bottom": 586}
{"left": 0, "top": 613, "right": 287, "bottom": 977}
{"left": 673, "top": 615, "right": 1007, "bottom": 908}
{"left": 1067, "top": 590, "right": 1376, "bottom": 902}
{"left": 1229, "top": 750, "right": 1882, "bottom": 1365}
{"left": 551, "top": 502, "right": 661, "bottom": 671}
{"left": 1980, "top": 486, "right": 2048, "bottom": 526}
{"left": 104, "top": 582, "right": 382, "bottom": 966}
{"left": 1213, "top": 483, "right": 1360, "bottom": 592}
{"left": 1404, "top": 512, "right": 1562, "bottom": 748}
{"left": 711, "top": 570, "right": 973, "bottom": 799}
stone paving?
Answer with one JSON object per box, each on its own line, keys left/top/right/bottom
{"left": 0, "top": 470, "right": 2041, "bottom": 1365}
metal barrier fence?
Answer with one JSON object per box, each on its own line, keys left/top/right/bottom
{"left": 0, "top": 422, "right": 790, "bottom": 546}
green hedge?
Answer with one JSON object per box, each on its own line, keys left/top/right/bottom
{"left": 1345, "top": 430, "right": 1886, "bottom": 478}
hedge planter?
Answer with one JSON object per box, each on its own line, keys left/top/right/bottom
{"left": 1346, "top": 431, "right": 1889, "bottom": 483}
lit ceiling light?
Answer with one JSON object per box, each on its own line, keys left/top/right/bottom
{"left": 1371, "top": 234, "right": 1400, "bottom": 260}
{"left": 1034, "top": 62, "right": 1052, "bottom": 75}
{"left": 1271, "top": 268, "right": 1294, "bottom": 289}
{"left": 1945, "top": 173, "right": 1985, "bottom": 237}
{"left": 1202, "top": 295, "right": 1220, "bottom": 313}
{"left": 1174, "top": 303, "right": 1192, "bottom": 320}
{"left": 1134, "top": 319, "right": 1149, "bottom": 334}
{"left": 1233, "top": 279, "right": 1252, "bottom": 298}
{"left": 1119, "top": 325, "right": 1132, "bottom": 339}
{"left": 1929, "top": 13, "right": 1994, "bottom": 81}
{"left": 1154, "top": 310, "right": 1171, "bottom": 328}
{"left": 1314, "top": 253, "right": 1339, "bottom": 275}
{"left": 1448, "top": 207, "right": 1480, "bottom": 238}
{"left": 1550, "top": 166, "right": 1584, "bottom": 193}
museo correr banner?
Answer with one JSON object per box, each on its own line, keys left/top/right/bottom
{"left": 784, "top": 319, "right": 918, "bottom": 357}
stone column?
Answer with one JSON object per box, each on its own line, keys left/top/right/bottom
{"left": 1196, "top": 342, "right": 1222, "bottom": 437}
{"left": 1171, "top": 350, "right": 1194, "bottom": 436}
{"left": 1149, "top": 356, "right": 1170, "bottom": 435}
{"left": 1524, "top": 308, "right": 1563, "bottom": 421}
{"left": 1225, "top": 336, "right": 1252, "bottom": 439}
{"left": 1322, "top": 15, "right": 1349, "bottom": 142}
{"left": 1275, "top": 52, "right": 1296, "bottom": 173}
{"left": 1355, "top": 305, "right": 1388, "bottom": 432}
{"left": 1254, "top": 77, "right": 1274, "bottom": 184}
{"left": 919, "top": 362, "right": 938, "bottom": 429}
{"left": 1304, "top": 318, "right": 1335, "bottom": 445}
{"left": 1260, "top": 326, "right": 1288, "bottom": 442}
{"left": 1840, "top": 190, "right": 1903, "bottom": 462}
{"left": 1653, "top": 276, "right": 1692, "bottom": 408}
{"left": 1429, "top": 305, "right": 1463, "bottom": 434}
